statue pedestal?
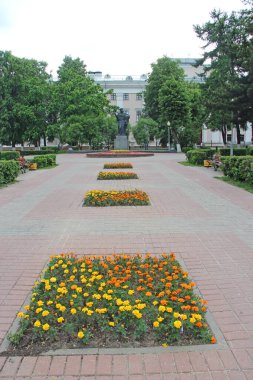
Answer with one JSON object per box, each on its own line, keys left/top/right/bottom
{"left": 114, "top": 135, "right": 129, "bottom": 150}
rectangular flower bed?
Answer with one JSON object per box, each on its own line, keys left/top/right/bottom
{"left": 104, "top": 163, "right": 133, "bottom": 169}
{"left": 10, "top": 253, "right": 215, "bottom": 354}
{"left": 83, "top": 189, "right": 150, "bottom": 206}
{"left": 97, "top": 171, "right": 138, "bottom": 180}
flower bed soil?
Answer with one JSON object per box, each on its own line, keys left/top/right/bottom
{"left": 6, "top": 253, "right": 215, "bottom": 355}
{"left": 104, "top": 163, "right": 133, "bottom": 169}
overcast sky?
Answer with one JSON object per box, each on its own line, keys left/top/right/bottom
{"left": 0, "top": 0, "right": 248, "bottom": 77}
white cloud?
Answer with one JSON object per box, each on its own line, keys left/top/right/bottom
{"left": 0, "top": 0, "right": 247, "bottom": 76}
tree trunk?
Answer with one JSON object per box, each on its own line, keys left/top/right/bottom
{"left": 43, "top": 134, "right": 47, "bottom": 147}
{"left": 12, "top": 140, "right": 16, "bottom": 148}
{"left": 236, "top": 123, "right": 241, "bottom": 145}
{"left": 221, "top": 126, "right": 227, "bottom": 145}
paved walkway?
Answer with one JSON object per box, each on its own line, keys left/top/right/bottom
{"left": 0, "top": 153, "right": 253, "bottom": 379}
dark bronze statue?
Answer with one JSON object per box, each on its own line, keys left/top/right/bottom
{"left": 115, "top": 108, "right": 130, "bottom": 136}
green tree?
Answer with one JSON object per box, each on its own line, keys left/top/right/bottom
{"left": 158, "top": 78, "right": 190, "bottom": 148}
{"left": 56, "top": 56, "right": 111, "bottom": 147}
{"left": 0, "top": 51, "right": 50, "bottom": 147}
{"left": 132, "top": 117, "right": 159, "bottom": 147}
{"left": 194, "top": 3, "right": 253, "bottom": 143}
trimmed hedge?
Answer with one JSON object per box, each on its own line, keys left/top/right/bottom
{"left": 182, "top": 146, "right": 194, "bottom": 154}
{"left": 186, "top": 149, "right": 213, "bottom": 165}
{"left": 0, "top": 160, "right": 20, "bottom": 185}
{"left": 30, "top": 154, "right": 56, "bottom": 168}
{"left": 0, "top": 151, "right": 20, "bottom": 160}
{"left": 222, "top": 156, "right": 253, "bottom": 184}
{"left": 21, "top": 150, "right": 57, "bottom": 156}
{"left": 219, "top": 148, "right": 248, "bottom": 156}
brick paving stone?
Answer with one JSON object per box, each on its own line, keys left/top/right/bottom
{"left": 80, "top": 355, "right": 97, "bottom": 375}
{"left": 244, "top": 370, "right": 253, "bottom": 379}
{"left": 174, "top": 353, "right": 192, "bottom": 373}
{"left": 232, "top": 349, "right": 253, "bottom": 369}
{"left": 0, "top": 356, "right": 22, "bottom": 377}
{"left": 143, "top": 354, "right": 161, "bottom": 373}
{"left": 0, "top": 358, "right": 6, "bottom": 372}
{"left": 195, "top": 374, "right": 212, "bottom": 380}
{"left": 228, "top": 370, "right": 247, "bottom": 379}
{"left": 163, "top": 375, "right": 179, "bottom": 380}
{"left": 159, "top": 352, "right": 176, "bottom": 373}
{"left": 178, "top": 374, "right": 196, "bottom": 380}
{"left": 188, "top": 352, "right": 208, "bottom": 372}
{"left": 112, "top": 355, "right": 128, "bottom": 375}
{"left": 210, "top": 371, "right": 229, "bottom": 379}
{"left": 96, "top": 355, "right": 112, "bottom": 375}
{"left": 145, "top": 374, "right": 162, "bottom": 380}
{"left": 128, "top": 355, "right": 143, "bottom": 375}
{"left": 48, "top": 355, "right": 66, "bottom": 376}
{"left": 16, "top": 356, "right": 37, "bottom": 377}
{"left": 203, "top": 351, "right": 224, "bottom": 371}
{"left": 218, "top": 350, "right": 239, "bottom": 370}
{"left": 32, "top": 356, "right": 51, "bottom": 376}
{"left": 64, "top": 355, "right": 82, "bottom": 375}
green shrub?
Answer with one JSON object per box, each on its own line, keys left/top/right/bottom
{"left": 0, "top": 160, "right": 20, "bottom": 185}
{"left": 31, "top": 154, "right": 56, "bottom": 168}
{"left": 247, "top": 147, "right": 253, "bottom": 156}
{"left": 219, "top": 148, "right": 248, "bottom": 156}
{"left": 182, "top": 147, "right": 193, "bottom": 154}
{"left": 0, "top": 151, "right": 20, "bottom": 160}
{"left": 222, "top": 156, "right": 253, "bottom": 184}
{"left": 186, "top": 149, "right": 213, "bottom": 165}
{"left": 21, "top": 150, "right": 55, "bottom": 156}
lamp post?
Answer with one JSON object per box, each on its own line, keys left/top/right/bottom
{"left": 167, "top": 121, "right": 171, "bottom": 151}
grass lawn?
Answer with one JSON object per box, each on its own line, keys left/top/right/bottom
{"left": 216, "top": 176, "right": 253, "bottom": 194}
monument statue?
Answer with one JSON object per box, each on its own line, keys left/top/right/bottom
{"left": 115, "top": 108, "right": 130, "bottom": 136}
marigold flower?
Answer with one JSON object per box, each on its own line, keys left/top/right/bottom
{"left": 70, "top": 308, "right": 77, "bottom": 315}
{"left": 78, "top": 331, "right": 85, "bottom": 339}
{"left": 42, "top": 323, "right": 50, "bottom": 331}
{"left": 211, "top": 336, "right": 216, "bottom": 344}
{"left": 36, "top": 308, "right": 43, "bottom": 314}
{"left": 17, "top": 312, "right": 25, "bottom": 318}
{"left": 42, "top": 310, "right": 49, "bottom": 317}
{"left": 108, "top": 321, "right": 115, "bottom": 327}
{"left": 153, "top": 321, "right": 159, "bottom": 328}
{"left": 190, "top": 317, "right": 196, "bottom": 324}
{"left": 57, "top": 317, "right": 64, "bottom": 323}
{"left": 50, "top": 277, "right": 57, "bottom": 283}
{"left": 34, "top": 320, "right": 41, "bottom": 328}
{"left": 158, "top": 305, "right": 166, "bottom": 313}
{"left": 166, "top": 307, "right": 173, "bottom": 313}
{"left": 37, "top": 300, "right": 44, "bottom": 306}
{"left": 174, "top": 320, "right": 182, "bottom": 329}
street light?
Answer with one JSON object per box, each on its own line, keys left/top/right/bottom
{"left": 167, "top": 121, "right": 171, "bottom": 151}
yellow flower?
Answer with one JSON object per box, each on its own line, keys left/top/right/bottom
{"left": 193, "top": 314, "right": 202, "bottom": 320}
{"left": 157, "top": 316, "right": 164, "bottom": 322}
{"left": 190, "top": 317, "right": 196, "bottom": 323}
{"left": 70, "top": 308, "right": 77, "bottom": 315}
{"left": 36, "top": 308, "right": 43, "bottom": 314}
{"left": 78, "top": 331, "right": 85, "bottom": 339}
{"left": 116, "top": 299, "right": 123, "bottom": 306}
{"left": 60, "top": 306, "right": 66, "bottom": 312}
{"left": 62, "top": 264, "right": 67, "bottom": 269}
{"left": 107, "top": 290, "right": 113, "bottom": 294}
{"left": 108, "top": 321, "right": 115, "bottom": 327}
{"left": 34, "top": 320, "right": 41, "bottom": 328}
{"left": 45, "top": 285, "right": 51, "bottom": 291}
{"left": 158, "top": 305, "right": 166, "bottom": 313}
{"left": 86, "top": 302, "right": 93, "bottom": 307}
{"left": 153, "top": 321, "right": 160, "bottom": 328}
{"left": 181, "top": 314, "right": 187, "bottom": 320}
{"left": 166, "top": 307, "right": 173, "bottom": 313}
{"left": 37, "top": 300, "right": 44, "bottom": 306}
{"left": 42, "top": 310, "right": 49, "bottom": 317}
{"left": 92, "top": 294, "right": 101, "bottom": 300}
{"left": 153, "top": 301, "right": 158, "bottom": 306}
{"left": 162, "top": 343, "right": 168, "bottom": 347}
{"left": 128, "top": 290, "right": 135, "bottom": 295}
{"left": 57, "top": 317, "right": 64, "bottom": 323}
{"left": 47, "top": 300, "right": 53, "bottom": 306}
{"left": 42, "top": 323, "right": 50, "bottom": 331}
{"left": 83, "top": 292, "right": 89, "bottom": 297}
{"left": 24, "top": 305, "right": 30, "bottom": 311}
{"left": 87, "top": 310, "right": 94, "bottom": 316}
{"left": 173, "top": 312, "right": 180, "bottom": 319}
{"left": 17, "top": 312, "right": 25, "bottom": 318}
{"left": 174, "top": 320, "right": 182, "bottom": 329}
{"left": 50, "top": 277, "right": 57, "bottom": 283}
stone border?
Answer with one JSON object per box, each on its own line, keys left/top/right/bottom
{"left": 0, "top": 256, "right": 228, "bottom": 356}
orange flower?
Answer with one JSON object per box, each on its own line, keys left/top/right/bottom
{"left": 211, "top": 336, "right": 216, "bottom": 344}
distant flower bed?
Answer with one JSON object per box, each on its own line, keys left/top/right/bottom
{"left": 11, "top": 253, "right": 215, "bottom": 353}
{"left": 111, "top": 150, "right": 129, "bottom": 153}
{"left": 83, "top": 189, "right": 150, "bottom": 206}
{"left": 97, "top": 171, "right": 138, "bottom": 180}
{"left": 104, "top": 163, "right": 133, "bottom": 169}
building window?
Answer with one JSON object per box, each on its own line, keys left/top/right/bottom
{"left": 136, "top": 110, "right": 142, "bottom": 122}
{"left": 123, "top": 93, "right": 129, "bottom": 100}
{"left": 110, "top": 93, "right": 116, "bottom": 101}
{"left": 136, "top": 93, "right": 142, "bottom": 100}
